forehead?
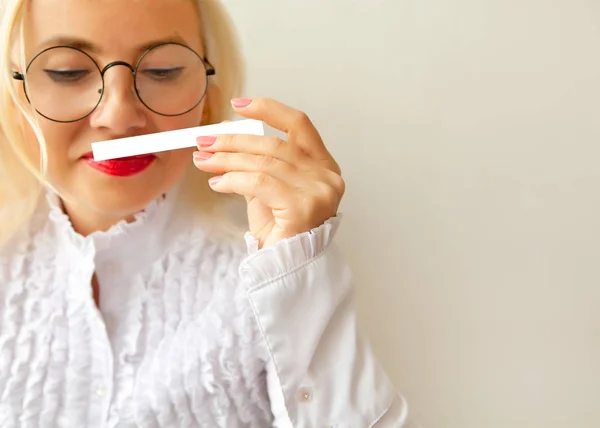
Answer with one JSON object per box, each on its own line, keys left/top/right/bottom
{"left": 24, "top": 0, "right": 203, "bottom": 57}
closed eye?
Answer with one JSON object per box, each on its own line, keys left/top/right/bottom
{"left": 43, "top": 69, "right": 91, "bottom": 83}
{"left": 141, "top": 67, "right": 184, "bottom": 80}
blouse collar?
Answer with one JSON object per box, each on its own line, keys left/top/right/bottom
{"left": 45, "top": 184, "right": 180, "bottom": 272}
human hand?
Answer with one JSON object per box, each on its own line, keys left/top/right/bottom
{"left": 193, "top": 97, "right": 345, "bottom": 249}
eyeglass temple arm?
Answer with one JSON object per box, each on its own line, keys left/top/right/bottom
{"left": 12, "top": 72, "right": 24, "bottom": 80}
{"left": 203, "top": 57, "right": 216, "bottom": 76}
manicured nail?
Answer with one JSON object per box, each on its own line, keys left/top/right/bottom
{"left": 193, "top": 151, "right": 213, "bottom": 161}
{"left": 209, "top": 176, "right": 222, "bottom": 186}
{"left": 197, "top": 136, "right": 217, "bottom": 147}
{"left": 231, "top": 98, "right": 253, "bottom": 108}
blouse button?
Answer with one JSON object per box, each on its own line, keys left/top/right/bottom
{"left": 297, "top": 387, "right": 313, "bottom": 402}
{"left": 95, "top": 384, "right": 106, "bottom": 397}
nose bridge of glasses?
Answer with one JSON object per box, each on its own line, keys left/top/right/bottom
{"left": 100, "top": 60, "right": 135, "bottom": 77}
{"left": 99, "top": 61, "right": 139, "bottom": 100}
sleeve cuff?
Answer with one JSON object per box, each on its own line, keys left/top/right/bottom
{"left": 238, "top": 214, "right": 343, "bottom": 285}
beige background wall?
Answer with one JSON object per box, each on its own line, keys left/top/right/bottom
{"left": 226, "top": 1, "right": 600, "bottom": 427}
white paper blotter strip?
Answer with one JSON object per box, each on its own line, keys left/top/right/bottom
{"left": 91, "top": 119, "right": 265, "bottom": 161}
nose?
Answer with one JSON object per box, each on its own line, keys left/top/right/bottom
{"left": 89, "top": 64, "right": 146, "bottom": 135}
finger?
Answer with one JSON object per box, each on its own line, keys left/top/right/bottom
{"left": 193, "top": 150, "right": 301, "bottom": 184}
{"left": 196, "top": 134, "right": 309, "bottom": 168}
{"left": 208, "top": 171, "right": 292, "bottom": 210}
{"left": 193, "top": 146, "right": 344, "bottom": 192}
{"left": 230, "top": 97, "right": 338, "bottom": 170}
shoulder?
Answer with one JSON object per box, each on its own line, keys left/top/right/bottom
{"left": 0, "top": 195, "right": 55, "bottom": 263}
{"left": 0, "top": 195, "right": 65, "bottom": 300}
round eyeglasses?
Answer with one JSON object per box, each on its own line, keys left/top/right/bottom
{"left": 11, "top": 42, "right": 216, "bottom": 123}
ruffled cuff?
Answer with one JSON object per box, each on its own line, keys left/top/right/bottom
{"left": 238, "top": 214, "right": 343, "bottom": 285}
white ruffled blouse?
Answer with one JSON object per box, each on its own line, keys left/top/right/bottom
{"left": 0, "top": 187, "right": 416, "bottom": 428}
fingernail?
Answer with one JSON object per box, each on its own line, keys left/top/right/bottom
{"left": 193, "top": 151, "right": 213, "bottom": 161}
{"left": 231, "top": 98, "right": 253, "bottom": 108}
{"left": 209, "top": 176, "right": 222, "bottom": 186}
{"left": 197, "top": 136, "right": 217, "bottom": 147}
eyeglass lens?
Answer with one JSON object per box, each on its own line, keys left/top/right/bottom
{"left": 23, "top": 43, "right": 209, "bottom": 122}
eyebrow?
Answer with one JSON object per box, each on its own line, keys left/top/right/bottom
{"left": 35, "top": 35, "right": 191, "bottom": 55}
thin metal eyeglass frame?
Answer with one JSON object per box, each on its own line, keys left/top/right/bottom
{"left": 11, "top": 42, "right": 216, "bottom": 124}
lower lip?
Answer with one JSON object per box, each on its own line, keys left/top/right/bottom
{"left": 82, "top": 154, "right": 156, "bottom": 177}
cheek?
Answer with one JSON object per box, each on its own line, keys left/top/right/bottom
{"left": 37, "top": 121, "right": 79, "bottom": 160}
{"left": 154, "top": 99, "right": 207, "bottom": 132}
{"left": 27, "top": 118, "right": 83, "bottom": 183}
{"left": 161, "top": 148, "right": 194, "bottom": 177}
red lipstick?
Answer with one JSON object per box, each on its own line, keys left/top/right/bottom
{"left": 81, "top": 152, "right": 156, "bottom": 177}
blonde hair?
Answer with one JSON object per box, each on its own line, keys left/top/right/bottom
{"left": 0, "top": 0, "right": 246, "bottom": 246}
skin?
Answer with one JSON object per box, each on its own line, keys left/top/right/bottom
{"left": 16, "top": 0, "right": 345, "bottom": 267}
{"left": 19, "top": 0, "right": 205, "bottom": 236}
{"left": 194, "top": 98, "right": 345, "bottom": 249}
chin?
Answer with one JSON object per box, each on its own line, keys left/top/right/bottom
{"left": 88, "top": 189, "right": 163, "bottom": 218}
{"left": 47, "top": 154, "right": 190, "bottom": 231}
{"left": 57, "top": 172, "right": 181, "bottom": 220}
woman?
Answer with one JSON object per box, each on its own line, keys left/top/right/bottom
{"left": 0, "top": 0, "right": 417, "bottom": 426}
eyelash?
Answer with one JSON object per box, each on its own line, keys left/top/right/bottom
{"left": 139, "top": 67, "right": 185, "bottom": 80}
{"left": 43, "top": 69, "right": 90, "bottom": 83}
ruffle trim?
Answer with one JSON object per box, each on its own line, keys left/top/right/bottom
{"left": 238, "top": 214, "right": 343, "bottom": 286}
{"left": 44, "top": 187, "right": 177, "bottom": 260}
